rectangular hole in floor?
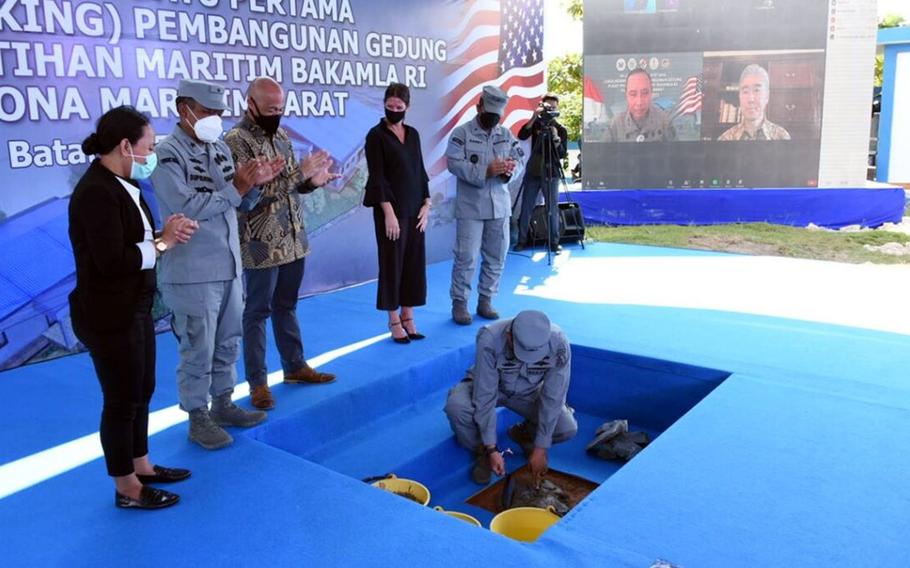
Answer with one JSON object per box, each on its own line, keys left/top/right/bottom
{"left": 250, "top": 343, "right": 731, "bottom": 529}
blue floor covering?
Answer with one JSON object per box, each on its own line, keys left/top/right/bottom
{"left": 1, "top": 243, "right": 909, "bottom": 567}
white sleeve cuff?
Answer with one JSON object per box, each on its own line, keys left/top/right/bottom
{"left": 136, "top": 241, "right": 156, "bottom": 270}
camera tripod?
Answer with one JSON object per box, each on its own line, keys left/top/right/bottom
{"left": 512, "top": 116, "right": 584, "bottom": 266}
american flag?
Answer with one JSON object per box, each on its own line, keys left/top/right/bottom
{"left": 668, "top": 75, "right": 703, "bottom": 121}
{"left": 426, "top": 0, "right": 546, "bottom": 176}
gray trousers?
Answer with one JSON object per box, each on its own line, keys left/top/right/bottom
{"left": 450, "top": 216, "right": 509, "bottom": 304}
{"left": 242, "top": 258, "right": 306, "bottom": 387}
{"left": 443, "top": 379, "right": 578, "bottom": 451}
{"left": 160, "top": 278, "right": 243, "bottom": 412}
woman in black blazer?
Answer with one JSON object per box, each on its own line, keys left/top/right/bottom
{"left": 69, "top": 106, "right": 198, "bottom": 509}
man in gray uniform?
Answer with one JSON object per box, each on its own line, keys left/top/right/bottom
{"left": 444, "top": 310, "right": 577, "bottom": 485}
{"left": 152, "top": 79, "right": 284, "bottom": 449}
{"left": 446, "top": 85, "right": 525, "bottom": 325}
{"left": 605, "top": 69, "right": 676, "bottom": 143}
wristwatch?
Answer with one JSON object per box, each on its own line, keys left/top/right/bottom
{"left": 154, "top": 238, "right": 168, "bottom": 255}
{"left": 485, "top": 445, "right": 500, "bottom": 455}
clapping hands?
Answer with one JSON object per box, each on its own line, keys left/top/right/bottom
{"left": 234, "top": 156, "right": 286, "bottom": 195}
{"left": 300, "top": 150, "right": 342, "bottom": 187}
{"left": 161, "top": 213, "right": 199, "bottom": 248}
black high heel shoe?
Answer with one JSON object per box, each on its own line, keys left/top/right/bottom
{"left": 388, "top": 321, "right": 411, "bottom": 344}
{"left": 400, "top": 318, "right": 426, "bottom": 340}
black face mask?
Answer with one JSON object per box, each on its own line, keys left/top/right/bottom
{"left": 250, "top": 100, "right": 281, "bottom": 136}
{"left": 478, "top": 111, "right": 501, "bottom": 130}
{"left": 384, "top": 108, "right": 406, "bottom": 124}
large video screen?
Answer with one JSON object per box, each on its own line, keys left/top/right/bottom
{"left": 583, "top": 0, "right": 834, "bottom": 189}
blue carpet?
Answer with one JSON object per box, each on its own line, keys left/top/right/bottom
{"left": 1, "top": 243, "right": 909, "bottom": 567}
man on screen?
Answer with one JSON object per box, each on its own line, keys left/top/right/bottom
{"left": 718, "top": 64, "right": 791, "bottom": 141}
{"left": 604, "top": 69, "right": 676, "bottom": 143}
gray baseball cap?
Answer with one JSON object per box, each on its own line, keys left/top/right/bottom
{"left": 480, "top": 85, "right": 508, "bottom": 115}
{"left": 177, "top": 79, "right": 228, "bottom": 111}
{"left": 511, "top": 310, "right": 551, "bottom": 363}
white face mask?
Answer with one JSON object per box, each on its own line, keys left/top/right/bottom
{"left": 187, "top": 108, "right": 223, "bottom": 143}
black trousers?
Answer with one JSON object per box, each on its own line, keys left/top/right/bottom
{"left": 373, "top": 208, "right": 427, "bottom": 311}
{"left": 78, "top": 307, "right": 156, "bottom": 477}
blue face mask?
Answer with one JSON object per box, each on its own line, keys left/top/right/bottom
{"left": 128, "top": 146, "right": 158, "bottom": 180}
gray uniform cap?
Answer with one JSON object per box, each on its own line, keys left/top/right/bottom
{"left": 481, "top": 85, "right": 508, "bottom": 115}
{"left": 511, "top": 310, "right": 551, "bottom": 363}
{"left": 177, "top": 79, "right": 229, "bottom": 111}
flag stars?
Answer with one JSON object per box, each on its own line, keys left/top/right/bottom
{"left": 499, "top": 0, "right": 543, "bottom": 72}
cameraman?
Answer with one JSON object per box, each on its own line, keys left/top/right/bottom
{"left": 515, "top": 94, "right": 568, "bottom": 253}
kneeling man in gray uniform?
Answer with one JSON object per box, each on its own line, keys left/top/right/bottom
{"left": 444, "top": 310, "right": 577, "bottom": 484}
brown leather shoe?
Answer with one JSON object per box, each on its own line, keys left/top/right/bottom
{"left": 250, "top": 384, "right": 275, "bottom": 410}
{"left": 284, "top": 366, "right": 336, "bottom": 385}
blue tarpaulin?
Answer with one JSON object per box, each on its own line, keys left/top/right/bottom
{"left": 563, "top": 189, "right": 906, "bottom": 228}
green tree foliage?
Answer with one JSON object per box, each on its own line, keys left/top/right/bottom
{"left": 547, "top": 53, "right": 583, "bottom": 141}
{"left": 548, "top": 53, "right": 582, "bottom": 93}
{"left": 875, "top": 54, "right": 884, "bottom": 87}
{"left": 879, "top": 13, "right": 906, "bottom": 29}
{"left": 565, "top": 0, "right": 583, "bottom": 20}
{"left": 875, "top": 14, "right": 906, "bottom": 87}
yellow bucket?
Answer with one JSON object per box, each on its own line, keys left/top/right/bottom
{"left": 489, "top": 507, "right": 560, "bottom": 542}
{"left": 433, "top": 506, "right": 481, "bottom": 527}
{"left": 371, "top": 474, "right": 431, "bottom": 506}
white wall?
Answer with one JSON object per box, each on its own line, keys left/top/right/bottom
{"left": 887, "top": 50, "right": 910, "bottom": 182}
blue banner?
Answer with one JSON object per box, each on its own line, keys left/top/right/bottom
{"left": 0, "top": 0, "right": 547, "bottom": 369}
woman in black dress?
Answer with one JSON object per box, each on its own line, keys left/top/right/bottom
{"left": 363, "top": 83, "right": 431, "bottom": 343}
{"left": 69, "top": 106, "right": 198, "bottom": 509}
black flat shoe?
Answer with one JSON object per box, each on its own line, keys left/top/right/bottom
{"left": 400, "top": 318, "right": 426, "bottom": 340}
{"left": 388, "top": 321, "right": 411, "bottom": 344}
{"left": 136, "top": 465, "right": 192, "bottom": 484}
{"left": 115, "top": 486, "right": 180, "bottom": 510}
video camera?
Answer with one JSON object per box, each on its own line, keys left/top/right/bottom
{"left": 538, "top": 101, "right": 560, "bottom": 124}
